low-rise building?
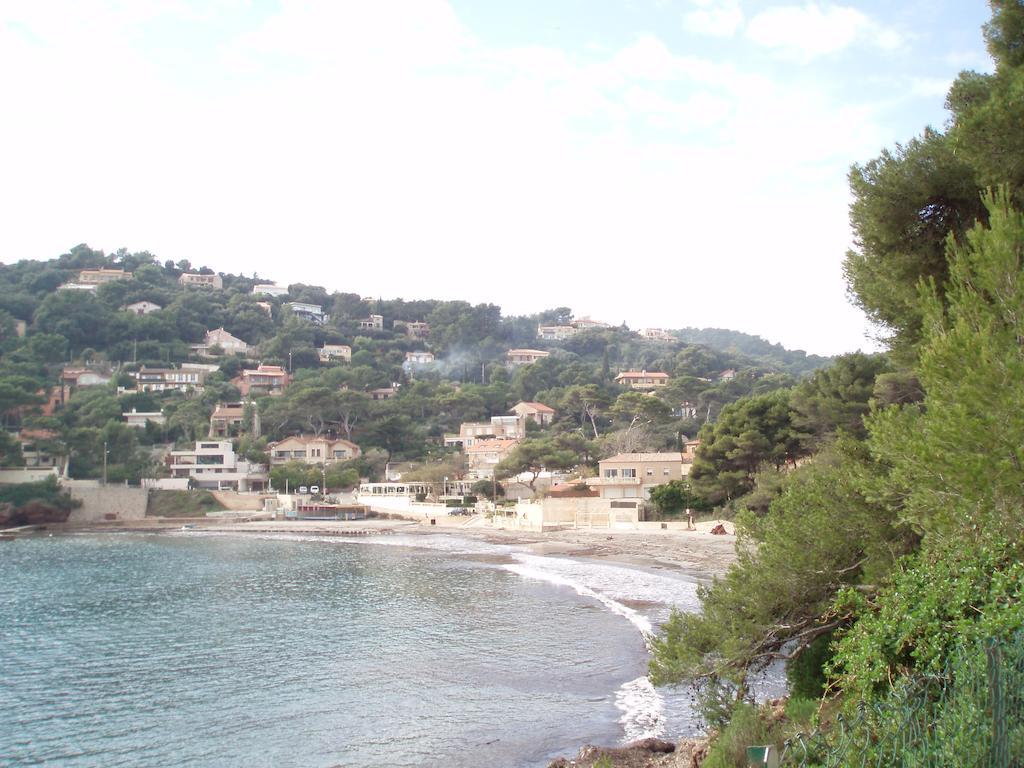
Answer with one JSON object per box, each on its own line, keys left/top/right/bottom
{"left": 284, "top": 302, "right": 328, "bottom": 325}
{"left": 466, "top": 438, "right": 521, "bottom": 479}
{"left": 319, "top": 344, "right": 352, "bottom": 363}
{"left": 179, "top": 272, "right": 223, "bottom": 289}
{"left": 61, "top": 367, "right": 112, "bottom": 389}
{"left": 122, "top": 408, "right": 166, "bottom": 428}
{"left": 538, "top": 325, "right": 577, "bottom": 341}
{"left": 57, "top": 282, "right": 97, "bottom": 292}
{"left": 510, "top": 401, "right": 556, "bottom": 426}
{"left": 17, "top": 429, "right": 61, "bottom": 470}
{"left": 209, "top": 402, "right": 249, "bottom": 438}
{"left": 444, "top": 415, "right": 526, "bottom": 448}
{"left": 718, "top": 369, "right": 737, "bottom": 381}
{"left": 405, "top": 321, "right": 430, "bottom": 340}
{"left": 594, "top": 452, "right": 688, "bottom": 500}
{"left": 267, "top": 435, "right": 361, "bottom": 465}
{"left": 168, "top": 440, "right": 267, "bottom": 491}
{"left": 191, "top": 327, "right": 250, "bottom": 356}
{"left": 130, "top": 367, "right": 207, "bottom": 393}
{"left": 124, "top": 301, "right": 162, "bottom": 315}
{"left": 237, "top": 364, "right": 289, "bottom": 397}
{"left": 78, "top": 267, "right": 129, "bottom": 285}
{"left": 615, "top": 370, "right": 670, "bottom": 390}
{"left": 252, "top": 282, "right": 289, "bottom": 297}
{"left": 572, "top": 316, "right": 609, "bottom": 330}
{"left": 369, "top": 385, "right": 398, "bottom": 401}
{"left": 403, "top": 351, "right": 435, "bottom": 374}
{"left": 506, "top": 349, "right": 549, "bottom": 367}
{"left": 639, "top": 328, "right": 674, "bottom": 342}
{"left": 358, "top": 314, "right": 384, "bottom": 331}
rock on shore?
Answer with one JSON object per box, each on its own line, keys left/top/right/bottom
{"left": 547, "top": 737, "right": 709, "bottom": 768}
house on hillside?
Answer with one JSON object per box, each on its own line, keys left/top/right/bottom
{"left": 191, "top": 327, "right": 249, "bottom": 357}
{"left": 252, "top": 283, "right": 289, "bottom": 297}
{"left": 510, "top": 401, "right": 555, "bottom": 426}
{"left": 466, "top": 438, "right": 520, "bottom": 479}
{"left": 358, "top": 314, "right": 384, "bottom": 331}
{"left": 209, "top": 402, "right": 249, "bottom": 438}
{"left": 593, "top": 452, "right": 688, "bottom": 501}
{"left": 237, "top": 364, "right": 289, "bottom": 397}
{"left": 615, "top": 370, "right": 670, "bottom": 390}
{"left": 130, "top": 367, "right": 207, "bottom": 393}
{"left": 179, "top": 273, "right": 223, "bottom": 289}
{"left": 124, "top": 301, "right": 162, "bottom": 315}
{"left": 369, "top": 385, "right": 398, "bottom": 401}
{"left": 571, "top": 316, "right": 609, "bottom": 330}
{"left": 122, "top": 408, "right": 165, "bottom": 428}
{"left": 718, "top": 369, "right": 737, "bottom": 381}
{"left": 639, "top": 328, "right": 674, "bottom": 342}
{"left": 538, "top": 325, "right": 577, "bottom": 341}
{"left": 267, "top": 436, "right": 361, "bottom": 465}
{"left": 78, "top": 267, "right": 129, "bottom": 285}
{"left": 405, "top": 321, "right": 430, "bottom": 340}
{"left": 318, "top": 344, "right": 352, "bottom": 363}
{"left": 506, "top": 349, "right": 549, "bottom": 367}
{"left": 285, "top": 302, "right": 328, "bottom": 325}
{"left": 444, "top": 415, "right": 526, "bottom": 448}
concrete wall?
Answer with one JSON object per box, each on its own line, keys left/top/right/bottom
{"left": 357, "top": 494, "right": 456, "bottom": 519}
{"left": 493, "top": 497, "right": 641, "bottom": 531}
{"left": 66, "top": 485, "right": 149, "bottom": 523}
{"left": 210, "top": 490, "right": 274, "bottom": 511}
{"left": 0, "top": 467, "right": 60, "bottom": 484}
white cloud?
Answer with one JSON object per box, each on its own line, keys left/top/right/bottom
{"left": 746, "top": 2, "right": 903, "bottom": 62}
{"left": 683, "top": 0, "right": 743, "bottom": 39}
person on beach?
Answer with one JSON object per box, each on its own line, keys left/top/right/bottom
{"left": 686, "top": 508, "right": 694, "bottom": 531}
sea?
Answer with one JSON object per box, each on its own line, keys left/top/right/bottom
{"left": 0, "top": 531, "right": 745, "bottom": 767}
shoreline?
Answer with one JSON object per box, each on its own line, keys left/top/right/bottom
{"left": 49, "top": 515, "right": 739, "bottom": 583}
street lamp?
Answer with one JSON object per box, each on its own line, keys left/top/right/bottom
{"left": 102, "top": 440, "right": 109, "bottom": 486}
{"left": 443, "top": 476, "right": 448, "bottom": 500}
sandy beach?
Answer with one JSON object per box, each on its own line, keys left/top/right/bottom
{"left": 56, "top": 515, "right": 739, "bottom": 582}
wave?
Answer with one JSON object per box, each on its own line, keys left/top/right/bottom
{"left": 615, "top": 677, "right": 666, "bottom": 741}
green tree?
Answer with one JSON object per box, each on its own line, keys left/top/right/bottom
{"left": 496, "top": 437, "right": 578, "bottom": 492}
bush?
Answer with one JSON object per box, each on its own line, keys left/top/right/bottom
{"left": 702, "top": 704, "right": 781, "bottom": 768}
{"left": 786, "top": 631, "right": 832, "bottom": 700}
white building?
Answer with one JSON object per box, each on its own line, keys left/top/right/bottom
{"left": 168, "top": 440, "right": 267, "bottom": 491}
{"left": 252, "top": 283, "right": 289, "bottom": 298}
{"left": 124, "top": 301, "right": 162, "bottom": 315}
{"left": 284, "top": 302, "right": 328, "bottom": 325}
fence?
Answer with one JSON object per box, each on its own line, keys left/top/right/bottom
{"left": 781, "top": 634, "right": 1024, "bottom": 767}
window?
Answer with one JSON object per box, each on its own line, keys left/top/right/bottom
{"left": 622, "top": 468, "right": 636, "bottom": 478}
{"left": 646, "top": 468, "right": 654, "bottom": 476}
{"left": 663, "top": 468, "right": 670, "bottom": 476}
{"left": 604, "top": 469, "right": 618, "bottom": 478}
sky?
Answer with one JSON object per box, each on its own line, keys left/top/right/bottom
{"left": 0, "top": 1, "right": 995, "bottom": 356}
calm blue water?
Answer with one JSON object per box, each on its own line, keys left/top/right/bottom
{"left": 0, "top": 532, "right": 704, "bottom": 767}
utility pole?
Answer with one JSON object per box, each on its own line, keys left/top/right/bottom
{"left": 102, "top": 441, "right": 108, "bottom": 486}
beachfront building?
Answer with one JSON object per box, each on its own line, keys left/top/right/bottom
{"left": 506, "top": 349, "right": 549, "bottom": 367}
{"left": 267, "top": 436, "right": 361, "bottom": 466}
{"left": 593, "top": 452, "right": 688, "bottom": 500}
{"left": 318, "top": 344, "right": 352, "bottom": 363}
{"left": 168, "top": 440, "right": 267, "bottom": 491}
{"left": 614, "top": 370, "right": 670, "bottom": 390}
{"left": 510, "top": 401, "right": 555, "bottom": 427}
{"left": 178, "top": 272, "right": 223, "bottom": 289}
